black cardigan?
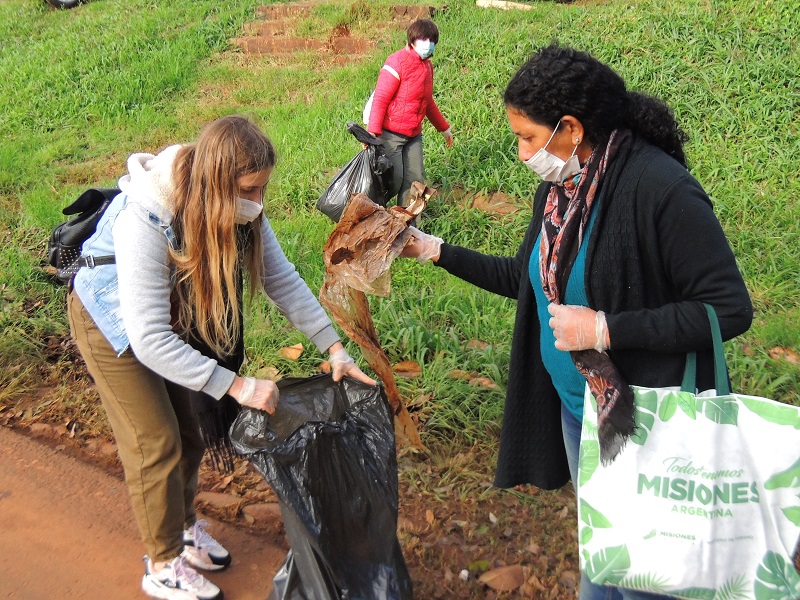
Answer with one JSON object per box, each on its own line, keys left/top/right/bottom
{"left": 436, "top": 137, "right": 753, "bottom": 490}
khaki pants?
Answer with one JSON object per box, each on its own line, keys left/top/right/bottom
{"left": 67, "top": 290, "right": 205, "bottom": 562}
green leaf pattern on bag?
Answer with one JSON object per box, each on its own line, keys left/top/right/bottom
{"left": 581, "top": 384, "right": 800, "bottom": 599}
{"left": 580, "top": 526, "right": 593, "bottom": 545}
{"left": 740, "top": 397, "right": 800, "bottom": 429}
{"left": 579, "top": 439, "right": 600, "bottom": 486}
{"left": 668, "top": 587, "right": 717, "bottom": 599}
{"left": 585, "top": 544, "right": 630, "bottom": 585}
{"left": 781, "top": 506, "right": 800, "bottom": 526}
{"left": 763, "top": 457, "right": 800, "bottom": 490}
{"left": 631, "top": 390, "right": 658, "bottom": 445}
{"left": 618, "top": 573, "right": 671, "bottom": 594}
{"left": 753, "top": 551, "right": 800, "bottom": 600}
{"left": 697, "top": 396, "right": 739, "bottom": 425}
{"left": 715, "top": 574, "right": 750, "bottom": 600}
{"left": 580, "top": 499, "right": 612, "bottom": 529}
{"left": 658, "top": 393, "right": 679, "bottom": 422}
{"left": 653, "top": 575, "right": 749, "bottom": 599}
{"left": 677, "top": 391, "right": 697, "bottom": 418}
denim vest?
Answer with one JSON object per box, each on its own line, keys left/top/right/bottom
{"left": 73, "top": 192, "right": 175, "bottom": 355}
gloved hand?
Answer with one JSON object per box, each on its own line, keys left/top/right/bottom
{"left": 234, "top": 377, "right": 280, "bottom": 413}
{"left": 547, "top": 303, "right": 609, "bottom": 353}
{"left": 329, "top": 348, "right": 377, "bottom": 385}
{"left": 441, "top": 128, "right": 453, "bottom": 148}
{"left": 363, "top": 131, "right": 380, "bottom": 150}
{"left": 401, "top": 226, "right": 443, "bottom": 264}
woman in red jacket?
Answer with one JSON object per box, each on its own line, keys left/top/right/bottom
{"left": 367, "top": 19, "right": 453, "bottom": 210}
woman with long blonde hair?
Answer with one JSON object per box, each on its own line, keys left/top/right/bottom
{"left": 68, "top": 115, "right": 374, "bottom": 600}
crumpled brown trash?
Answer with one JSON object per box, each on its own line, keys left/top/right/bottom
{"left": 319, "top": 183, "right": 434, "bottom": 450}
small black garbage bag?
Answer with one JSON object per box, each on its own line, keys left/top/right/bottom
{"left": 229, "top": 374, "right": 413, "bottom": 600}
{"left": 316, "top": 122, "right": 394, "bottom": 223}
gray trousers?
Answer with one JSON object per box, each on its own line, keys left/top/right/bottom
{"left": 379, "top": 129, "right": 424, "bottom": 207}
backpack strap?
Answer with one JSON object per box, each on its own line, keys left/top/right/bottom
{"left": 75, "top": 255, "right": 116, "bottom": 269}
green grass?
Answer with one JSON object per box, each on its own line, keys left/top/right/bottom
{"left": 2, "top": 0, "right": 798, "bottom": 447}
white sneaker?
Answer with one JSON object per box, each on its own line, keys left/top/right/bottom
{"left": 141, "top": 555, "right": 223, "bottom": 600}
{"left": 182, "top": 520, "right": 232, "bottom": 571}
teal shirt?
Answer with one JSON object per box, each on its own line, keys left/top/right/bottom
{"left": 530, "top": 197, "right": 600, "bottom": 421}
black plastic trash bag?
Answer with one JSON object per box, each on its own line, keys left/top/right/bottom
{"left": 229, "top": 374, "right": 413, "bottom": 600}
{"left": 316, "top": 122, "right": 394, "bottom": 223}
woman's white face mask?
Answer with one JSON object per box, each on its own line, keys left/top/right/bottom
{"left": 523, "top": 121, "right": 581, "bottom": 182}
{"left": 234, "top": 197, "right": 263, "bottom": 224}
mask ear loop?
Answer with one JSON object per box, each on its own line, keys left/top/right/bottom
{"left": 542, "top": 121, "right": 561, "bottom": 151}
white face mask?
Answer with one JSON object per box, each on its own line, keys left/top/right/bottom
{"left": 234, "top": 197, "right": 263, "bottom": 224}
{"left": 412, "top": 40, "right": 435, "bottom": 60}
{"left": 523, "top": 122, "right": 581, "bottom": 183}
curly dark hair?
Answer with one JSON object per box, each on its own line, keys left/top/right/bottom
{"left": 503, "top": 43, "right": 688, "bottom": 166}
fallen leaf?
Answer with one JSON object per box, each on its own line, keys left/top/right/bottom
{"left": 768, "top": 346, "right": 800, "bottom": 366}
{"left": 278, "top": 343, "right": 304, "bottom": 361}
{"left": 211, "top": 474, "right": 235, "bottom": 492}
{"left": 448, "top": 369, "right": 474, "bottom": 380}
{"left": 478, "top": 564, "right": 525, "bottom": 591}
{"left": 318, "top": 360, "right": 331, "bottom": 374}
{"left": 393, "top": 360, "right": 422, "bottom": 378}
{"left": 559, "top": 570, "right": 578, "bottom": 590}
{"left": 469, "top": 376, "right": 500, "bottom": 390}
{"left": 466, "top": 339, "right": 490, "bottom": 350}
{"left": 527, "top": 574, "right": 546, "bottom": 592}
{"left": 254, "top": 365, "right": 281, "bottom": 380}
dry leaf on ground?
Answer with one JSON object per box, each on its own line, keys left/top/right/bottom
{"left": 768, "top": 346, "right": 800, "bottom": 366}
{"left": 278, "top": 343, "right": 303, "bottom": 361}
{"left": 478, "top": 564, "right": 525, "bottom": 591}
{"left": 466, "top": 339, "right": 490, "bottom": 350}
{"left": 254, "top": 365, "right": 281, "bottom": 380}
{"left": 393, "top": 360, "right": 422, "bottom": 379}
{"left": 469, "top": 376, "right": 500, "bottom": 390}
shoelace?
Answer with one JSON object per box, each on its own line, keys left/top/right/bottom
{"left": 189, "top": 519, "right": 216, "bottom": 549}
{"left": 170, "top": 556, "right": 204, "bottom": 590}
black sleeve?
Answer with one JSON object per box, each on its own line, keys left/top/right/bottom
{"left": 435, "top": 216, "right": 540, "bottom": 301}
{"left": 606, "top": 173, "right": 753, "bottom": 352}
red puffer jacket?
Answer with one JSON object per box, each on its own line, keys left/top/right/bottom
{"left": 367, "top": 47, "right": 449, "bottom": 138}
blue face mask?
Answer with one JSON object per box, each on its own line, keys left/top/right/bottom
{"left": 412, "top": 40, "right": 435, "bottom": 60}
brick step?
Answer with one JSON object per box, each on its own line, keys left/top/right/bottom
{"left": 233, "top": 35, "right": 374, "bottom": 55}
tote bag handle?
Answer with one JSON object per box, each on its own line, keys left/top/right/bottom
{"left": 680, "top": 303, "right": 731, "bottom": 395}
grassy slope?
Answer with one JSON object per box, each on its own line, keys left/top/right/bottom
{"left": 1, "top": 0, "right": 797, "bottom": 436}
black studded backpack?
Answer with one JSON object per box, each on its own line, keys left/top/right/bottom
{"left": 47, "top": 187, "right": 120, "bottom": 284}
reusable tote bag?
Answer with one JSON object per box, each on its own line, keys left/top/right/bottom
{"left": 578, "top": 305, "right": 800, "bottom": 600}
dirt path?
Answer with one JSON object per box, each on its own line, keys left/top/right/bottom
{"left": 0, "top": 426, "right": 286, "bottom": 600}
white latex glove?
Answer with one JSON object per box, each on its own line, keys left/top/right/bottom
{"left": 234, "top": 377, "right": 280, "bottom": 414}
{"left": 547, "top": 303, "right": 609, "bottom": 353}
{"left": 329, "top": 349, "right": 377, "bottom": 385}
{"left": 402, "top": 226, "right": 443, "bottom": 264}
{"left": 441, "top": 127, "right": 453, "bottom": 148}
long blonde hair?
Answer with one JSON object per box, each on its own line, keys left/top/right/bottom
{"left": 169, "top": 115, "right": 276, "bottom": 357}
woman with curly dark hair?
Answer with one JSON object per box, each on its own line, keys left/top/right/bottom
{"left": 404, "top": 44, "right": 753, "bottom": 599}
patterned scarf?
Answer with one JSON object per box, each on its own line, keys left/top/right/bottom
{"left": 539, "top": 129, "right": 636, "bottom": 464}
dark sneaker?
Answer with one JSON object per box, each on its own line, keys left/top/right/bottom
{"left": 141, "top": 555, "right": 223, "bottom": 600}
{"left": 182, "top": 520, "right": 232, "bottom": 571}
